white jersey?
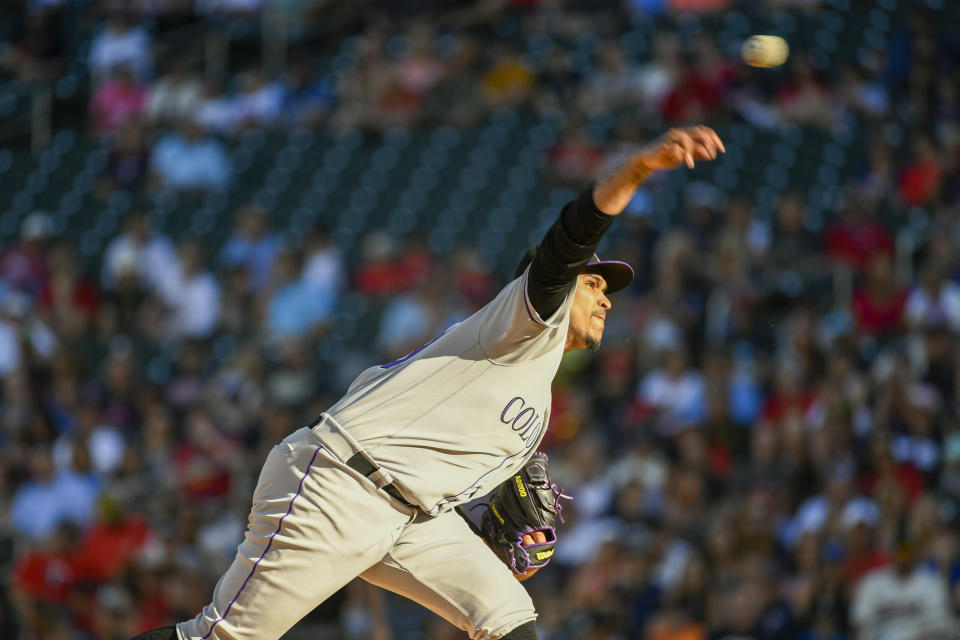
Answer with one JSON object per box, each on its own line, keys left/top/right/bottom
{"left": 323, "top": 266, "right": 577, "bottom": 515}
{"left": 851, "top": 566, "right": 958, "bottom": 640}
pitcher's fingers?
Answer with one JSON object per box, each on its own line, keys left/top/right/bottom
{"left": 698, "top": 125, "right": 725, "bottom": 154}
{"left": 671, "top": 130, "right": 697, "bottom": 168}
{"left": 521, "top": 531, "right": 549, "bottom": 545}
{"left": 669, "top": 142, "right": 686, "bottom": 165}
{"left": 690, "top": 127, "right": 720, "bottom": 159}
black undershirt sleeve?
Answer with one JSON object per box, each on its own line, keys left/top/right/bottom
{"left": 527, "top": 186, "right": 616, "bottom": 320}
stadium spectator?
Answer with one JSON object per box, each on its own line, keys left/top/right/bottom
{"left": 280, "top": 60, "right": 336, "bottom": 128}
{"left": 851, "top": 539, "right": 958, "bottom": 639}
{"left": 904, "top": 264, "right": 960, "bottom": 332}
{"left": 194, "top": 78, "right": 245, "bottom": 136}
{"left": 265, "top": 249, "right": 335, "bottom": 342}
{"left": 375, "top": 281, "right": 436, "bottom": 360}
{"left": 219, "top": 204, "right": 283, "bottom": 291}
{"left": 449, "top": 245, "right": 495, "bottom": 309}
{"left": 481, "top": 44, "right": 535, "bottom": 107}
{"left": 38, "top": 241, "right": 100, "bottom": 339}
{"left": 638, "top": 343, "right": 707, "bottom": 435}
{"left": 393, "top": 23, "right": 446, "bottom": 98}
{"left": 825, "top": 199, "right": 895, "bottom": 271}
{"left": 660, "top": 53, "right": 724, "bottom": 124}
{"left": 10, "top": 447, "right": 100, "bottom": 540}
{"left": 88, "top": 11, "right": 152, "bottom": 83}
{"left": 149, "top": 118, "right": 231, "bottom": 191}
{"left": 301, "top": 226, "right": 345, "bottom": 301}
{"left": 233, "top": 68, "right": 284, "bottom": 129}
{"left": 852, "top": 254, "right": 907, "bottom": 339}
{"left": 899, "top": 137, "right": 944, "bottom": 207}
{"left": 770, "top": 193, "right": 817, "bottom": 274}
{"left": 97, "top": 120, "right": 151, "bottom": 199}
{"left": 838, "top": 63, "right": 890, "bottom": 120}
{"left": 72, "top": 496, "right": 153, "bottom": 584}
{"left": 89, "top": 65, "right": 148, "bottom": 138}
{"left": 0, "top": 210, "right": 53, "bottom": 299}
{"left": 52, "top": 400, "right": 124, "bottom": 477}
{"left": 10, "top": 522, "right": 79, "bottom": 607}
{"left": 0, "top": 292, "right": 58, "bottom": 377}
{"left": 164, "top": 339, "right": 210, "bottom": 412}
{"left": 102, "top": 211, "right": 178, "bottom": 294}
{"left": 158, "top": 240, "right": 221, "bottom": 340}
{"left": 171, "top": 409, "right": 239, "bottom": 503}
{"left": 547, "top": 123, "right": 605, "bottom": 185}
{"left": 635, "top": 32, "right": 683, "bottom": 115}
{"left": 145, "top": 59, "right": 203, "bottom": 127}
{"left": 353, "top": 231, "right": 403, "bottom": 296}
{"left": 777, "top": 61, "right": 838, "bottom": 128}
{"left": 857, "top": 140, "right": 897, "bottom": 209}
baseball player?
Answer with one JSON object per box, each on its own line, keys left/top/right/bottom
{"left": 132, "top": 125, "right": 724, "bottom": 640}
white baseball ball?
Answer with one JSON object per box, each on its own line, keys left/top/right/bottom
{"left": 741, "top": 35, "right": 789, "bottom": 68}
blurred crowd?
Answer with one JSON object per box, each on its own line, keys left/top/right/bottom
{"left": 2, "top": 0, "right": 960, "bottom": 639}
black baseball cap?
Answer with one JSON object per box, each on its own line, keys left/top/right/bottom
{"left": 514, "top": 245, "right": 634, "bottom": 294}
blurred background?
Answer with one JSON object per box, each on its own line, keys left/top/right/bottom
{"left": 0, "top": 0, "right": 959, "bottom": 638}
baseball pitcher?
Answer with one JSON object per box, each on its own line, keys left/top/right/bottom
{"left": 133, "top": 125, "right": 724, "bottom": 640}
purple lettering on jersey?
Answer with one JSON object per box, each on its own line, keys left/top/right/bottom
{"left": 499, "top": 396, "right": 546, "bottom": 450}
{"left": 501, "top": 397, "right": 525, "bottom": 423}
{"left": 518, "top": 415, "right": 542, "bottom": 441}
{"left": 512, "top": 407, "right": 536, "bottom": 432}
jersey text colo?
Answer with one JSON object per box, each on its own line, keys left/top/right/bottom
{"left": 500, "top": 396, "right": 546, "bottom": 453}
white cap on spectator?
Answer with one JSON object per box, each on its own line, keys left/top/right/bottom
{"left": 112, "top": 244, "right": 140, "bottom": 278}
{"left": 841, "top": 498, "right": 880, "bottom": 530}
{"left": 21, "top": 211, "right": 52, "bottom": 241}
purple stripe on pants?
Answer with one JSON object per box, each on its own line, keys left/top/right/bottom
{"left": 199, "top": 445, "right": 324, "bottom": 640}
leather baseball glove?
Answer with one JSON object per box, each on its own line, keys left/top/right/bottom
{"left": 464, "top": 451, "right": 569, "bottom": 576}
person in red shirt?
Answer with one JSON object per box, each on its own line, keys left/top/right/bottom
{"left": 852, "top": 254, "right": 907, "bottom": 338}
{"left": 860, "top": 433, "right": 925, "bottom": 504}
{"left": 11, "top": 523, "right": 80, "bottom": 606}
{"left": 547, "top": 125, "right": 605, "bottom": 185}
{"left": 72, "top": 495, "right": 152, "bottom": 584}
{"left": 171, "top": 409, "right": 239, "bottom": 502}
{"left": 842, "top": 511, "right": 890, "bottom": 586}
{"left": 825, "top": 199, "right": 894, "bottom": 272}
{"left": 898, "top": 137, "right": 943, "bottom": 207}
{"left": 777, "top": 61, "right": 837, "bottom": 128}
{"left": 353, "top": 232, "right": 403, "bottom": 296}
{"left": 661, "top": 35, "right": 734, "bottom": 124}
{"left": 38, "top": 241, "right": 100, "bottom": 339}
{"left": 761, "top": 364, "right": 818, "bottom": 428}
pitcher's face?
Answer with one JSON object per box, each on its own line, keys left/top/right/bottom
{"left": 565, "top": 273, "right": 611, "bottom": 353}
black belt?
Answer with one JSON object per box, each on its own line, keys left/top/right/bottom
{"left": 345, "top": 452, "right": 417, "bottom": 510}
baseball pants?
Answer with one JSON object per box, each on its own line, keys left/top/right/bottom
{"left": 175, "top": 425, "right": 537, "bottom": 640}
